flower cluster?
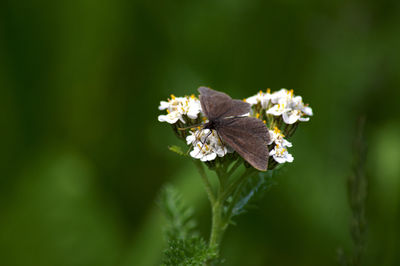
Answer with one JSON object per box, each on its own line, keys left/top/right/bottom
{"left": 246, "top": 89, "right": 271, "bottom": 109}
{"left": 267, "top": 89, "right": 313, "bottom": 124}
{"left": 245, "top": 89, "right": 312, "bottom": 165}
{"left": 158, "top": 88, "right": 313, "bottom": 169}
{"left": 158, "top": 94, "right": 202, "bottom": 124}
{"left": 186, "top": 128, "right": 233, "bottom": 162}
{"left": 247, "top": 88, "right": 313, "bottom": 125}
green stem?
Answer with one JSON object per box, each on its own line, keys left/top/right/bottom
{"left": 209, "top": 201, "right": 224, "bottom": 248}
{"left": 209, "top": 164, "right": 228, "bottom": 248}
{"left": 206, "top": 162, "right": 230, "bottom": 265}
{"left": 193, "top": 160, "right": 216, "bottom": 205}
{"left": 204, "top": 163, "right": 256, "bottom": 265}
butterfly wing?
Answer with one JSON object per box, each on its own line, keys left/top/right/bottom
{"left": 218, "top": 117, "right": 270, "bottom": 171}
{"left": 198, "top": 87, "right": 250, "bottom": 119}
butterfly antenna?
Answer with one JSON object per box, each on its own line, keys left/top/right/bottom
{"left": 186, "top": 142, "right": 194, "bottom": 155}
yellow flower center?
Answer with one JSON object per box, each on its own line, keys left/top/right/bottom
{"left": 278, "top": 148, "right": 286, "bottom": 156}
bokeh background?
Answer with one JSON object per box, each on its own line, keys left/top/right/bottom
{"left": 1, "top": 0, "right": 400, "bottom": 265}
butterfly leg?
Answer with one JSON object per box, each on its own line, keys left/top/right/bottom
{"left": 215, "top": 131, "right": 227, "bottom": 155}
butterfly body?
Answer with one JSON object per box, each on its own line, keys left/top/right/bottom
{"left": 198, "top": 87, "right": 270, "bottom": 171}
{"left": 203, "top": 118, "right": 221, "bottom": 131}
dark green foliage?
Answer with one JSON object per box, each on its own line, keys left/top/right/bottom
{"left": 230, "top": 171, "right": 275, "bottom": 218}
{"left": 223, "top": 170, "right": 277, "bottom": 228}
{"left": 159, "top": 185, "right": 216, "bottom": 265}
{"left": 159, "top": 185, "right": 197, "bottom": 240}
{"left": 162, "top": 237, "right": 216, "bottom": 266}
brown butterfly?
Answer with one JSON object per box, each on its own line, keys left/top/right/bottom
{"left": 198, "top": 87, "right": 270, "bottom": 171}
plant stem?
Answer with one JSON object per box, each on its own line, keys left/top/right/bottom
{"left": 193, "top": 160, "right": 216, "bottom": 205}
{"left": 202, "top": 162, "right": 256, "bottom": 265}
{"left": 207, "top": 166, "right": 255, "bottom": 265}
{"left": 209, "top": 163, "right": 228, "bottom": 248}
{"left": 209, "top": 201, "right": 224, "bottom": 249}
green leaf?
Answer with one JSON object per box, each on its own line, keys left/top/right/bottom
{"left": 230, "top": 171, "right": 276, "bottom": 218}
{"left": 158, "top": 185, "right": 196, "bottom": 240}
{"left": 168, "top": 145, "right": 187, "bottom": 157}
{"left": 159, "top": 185, "right": 216, "bottom": 265}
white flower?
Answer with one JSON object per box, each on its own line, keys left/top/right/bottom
{"left": 266, "top": 103, "right": 287, "bottom": 116}
{"left": 268, "top": 127, "right": 292, "bottom": 147}
{"left": 158, "top": 94, "right": 202, "bottom": 124}
{"left": 266, "top": 89, "right": 313, "bottom": 124}
{"left": 268, "top": 126, "right": 293, "bottom": 164}
{"left": 288, "top": 95, "right": 313, "bottom": 118}
{"left": 190, "top": 145, "right": 217, "bottom": 161}
{"left": 269, "top": 143, "right": 294, "bottom": 163}
{"left": 246, "top": 89, "right": 272, "bottom": 109}
{"left": 186, "top": 129, "right": 232, "bottom": 161}
{"left": 270, "top": 88, "right": 293, "bottom": 104}
{"left": 282, "top": 109, "right": 304, "bottom": 124}
{"left": 158, "top": 109, "right": 183, "bottom": 124}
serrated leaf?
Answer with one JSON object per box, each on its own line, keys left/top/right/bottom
{"left": 158, "top": 185, "right": 196, "bottom": 240}
{"left": 159, "top": 185, "right": 217, "bottom": 265}
{"left": 161, "top": 237, "right": 217, "bottom": 266}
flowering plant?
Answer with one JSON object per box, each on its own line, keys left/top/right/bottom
{"left": 158, "top": 87, "right": 312, "bottom": 265}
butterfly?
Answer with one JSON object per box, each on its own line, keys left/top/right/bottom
{"left": 198, "top": 87, "right": 270, "bottom": 171}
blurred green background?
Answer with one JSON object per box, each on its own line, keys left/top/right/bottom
{"left": 1, "top": 0, "right": 399, "bottom": 265}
